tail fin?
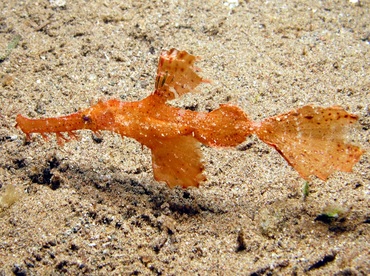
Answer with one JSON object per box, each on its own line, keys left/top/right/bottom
{"left": 254, "top": 105, "right": 364, "bottom": 180}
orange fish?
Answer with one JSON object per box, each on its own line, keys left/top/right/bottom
{"left": 16, "top": 49, "right": 364, "bottom": 188}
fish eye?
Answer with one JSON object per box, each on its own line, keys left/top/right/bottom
{"left": 82, "top": 114, "right": 92, "bottom": 123}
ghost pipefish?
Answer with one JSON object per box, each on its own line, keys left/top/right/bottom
{"left": 16, "top": 49, "right": 364, "bottom": 188}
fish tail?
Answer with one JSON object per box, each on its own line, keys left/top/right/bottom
{"left": 253, "top": 105, "right": 364, "bottom": 180}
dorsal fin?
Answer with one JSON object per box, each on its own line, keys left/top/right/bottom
{"left": 154, "top": 48, "right": 209, "bottom": 100}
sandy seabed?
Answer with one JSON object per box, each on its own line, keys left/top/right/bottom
{"left": 0, "top": 0, "right": 369, "bottom": 275}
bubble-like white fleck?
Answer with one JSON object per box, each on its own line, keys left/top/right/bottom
{"left": 224, "top": 0, "right": 239, "bottom": 9}
{"left": 49, "top": 0, "right": 66, "bottom": 7}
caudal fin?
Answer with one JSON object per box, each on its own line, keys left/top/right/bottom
{"left": 254, "top": 105, "right": 364, "bottom": 180}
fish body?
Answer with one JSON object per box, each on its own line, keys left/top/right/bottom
{"left": 16, "top": 49, "right": 364, "bottom": 188}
